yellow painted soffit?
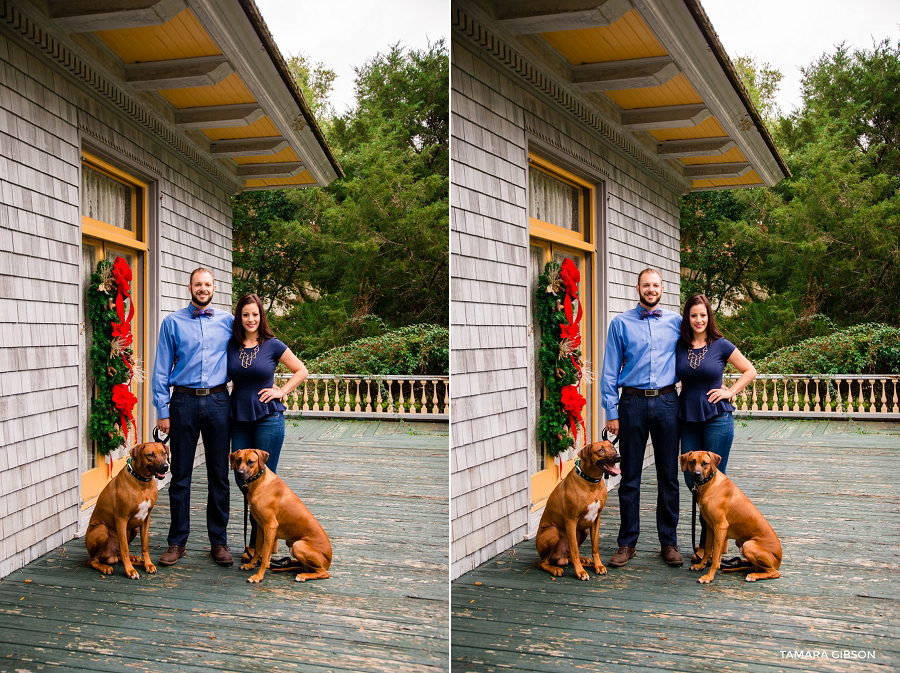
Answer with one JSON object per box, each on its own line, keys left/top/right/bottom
{"left": 245, "top": 171, "right": 317, "bottom": 189}
{"left": 692, "top": 170, "right": 762, "bottom": 189}
{"left": 232, "top": 146, "right": 300, "bottom": 165}
{"left": 93, "top": 9, "right": 220, "bottom": 63}
{"left": 604, "top": 73, "right": 702, "bottom": 109}
{"left": 158, "top": 73, "right": 256, "bottom": 108}
{"left": 541, "top": 10, "right": 667, "bottom": 64}
{"left": 680, "top": 147, "right": 748, "bottom": 165}
{"left": 202, "top": 117, "right": 281, "bottom": 140}
{"left": 649, "top": 116, "right": 727, "bottom": 142}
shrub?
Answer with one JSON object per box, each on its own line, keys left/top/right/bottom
{"left": 756, "top": 323, "right": 900, "bottom": 374}
{"left": 307, "top": 324, "right": 448, "bottom": 376}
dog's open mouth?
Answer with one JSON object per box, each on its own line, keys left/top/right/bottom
{"left": 154, "top": 467, "right": 169, "bottom": 480}
{"left": 600, "top": 457, "right": 621, "bottom": 477}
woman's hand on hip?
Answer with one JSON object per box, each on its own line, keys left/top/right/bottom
{"left": 707, "top": 387, "right": 733, "bottom": 404}
{"left": 258, "top": 387, "right": 284, "bottom": 403}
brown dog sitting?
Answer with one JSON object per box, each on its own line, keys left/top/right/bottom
{"left": 681, "top": 450, "right": 782, "bottom": 583}
{"left": 85, "top": 441, "right": 170, "bottom": 579}
{"left": 229, "top": 449, "right": 332, "bottom": 583}
{"left": 535, "top": 436, "right": 621, "bottom": 580}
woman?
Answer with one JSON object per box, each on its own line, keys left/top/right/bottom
{"left": 676, "top": 294, "right": 756, "bottom": 561}
{"left": 228, "top": 293, "right": 308, "bottom": 563}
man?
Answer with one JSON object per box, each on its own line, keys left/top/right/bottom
{"left": 600, "top": 268, "right": 683, "bottom": 568}
{"left": 152, "top": 268, "right": 234, "bottom": 567}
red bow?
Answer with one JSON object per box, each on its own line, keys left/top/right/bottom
{"left": 561, "top": 385, "right": 587, "bottom": 447}
{"left": 559, "top": 259, "right": 583, "bottom": 327}
{"left": 111, "top": 257, "right": 135, "bottom": 371}
{"left": 112, "top": 383, "right": 138, "bottom": 444}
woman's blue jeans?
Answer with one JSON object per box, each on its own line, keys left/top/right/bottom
{"left": 232, "top": 411, "right": 286, "bottom": 549}
{"left": 681, "top": 411, "right": 734, "bottom": 548}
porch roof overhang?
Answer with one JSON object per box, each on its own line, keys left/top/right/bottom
{"left": 42, "top": 0, "right": 342, "bottom": 191}
{"left": 462, "top": 0, "right": 788, "bottom": 192}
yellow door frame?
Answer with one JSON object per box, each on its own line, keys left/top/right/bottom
{"left": 80, "top": 151, "right": 150, "bottom": 509}
{"left": 528, "top": 153, "right": 598, "bottom": 509}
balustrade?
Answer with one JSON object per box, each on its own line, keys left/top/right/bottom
{"left": 276, "top": 374, "right": 449, "bottom": 419}
{"left": 725, "top": 374, "right": 900, "bottom": 417}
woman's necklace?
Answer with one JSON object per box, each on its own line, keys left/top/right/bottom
{"left": 240, "top": 340, "right": 260, "bottom": 368}
{"left": 688, "top": 341, "right": 708, "bottom": 369}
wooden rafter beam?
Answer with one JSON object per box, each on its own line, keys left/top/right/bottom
{"left": 572, "top": 56, "right": 679, "bottom": 92}
{"left": 494, "top": 0, "right": 632, "bottom": 34}
{"left": 621, "top": 103, "right": 711, "bottom": 130}
{"left": 49, "top": 0, "right": 186, "bottom": 33}
{"left": 236, "top": 162, "right": 306, "bottom": 179}
{"left": 684, "top": 162, "right": 752, "bottom": 180}
{"left": 126, "top": 55, "right": 233, "bottom": 91}
{"left": 210, "top": 137, "right": 289, "bottom": 157}
{"left": 174, "top": 103, "right": 265, "bottom": 130}
{"left": 657, "top": 136, "right": 736, "bottom": 158}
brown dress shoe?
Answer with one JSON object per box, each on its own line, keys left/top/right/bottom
{"left": 661, "top": 545, "right": 684, "bottom": 566}
{"left": 158, "top": 545, "right": 186, "bottom": 566}
{"left": 211, "top": 544, "right": 233, "bottom": 566}
{"left": 609, "top": 546, "right": 636, "bottom": 567}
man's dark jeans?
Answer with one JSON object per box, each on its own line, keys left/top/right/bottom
{"left": 616, "top": 389, "right": 680, "bottom": 548}
{"left": 167, "top": 389, "right": 231, "bottom": 547}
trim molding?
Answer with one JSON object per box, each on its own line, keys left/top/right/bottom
{"left": 452, "top": 5, "right": 689, "bottom": 195}
{"left": 0, "top": 1, "right": 242, "bottom": 192}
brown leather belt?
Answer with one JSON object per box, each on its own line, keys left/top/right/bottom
{"left": 174, "top": 384, "right": 228, "bottom": 396}
{"left": 622, "top": 384, "right": 677, "bottom": 397}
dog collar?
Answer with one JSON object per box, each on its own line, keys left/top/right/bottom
{"left": 126, "top": 457, "right": 153, "bottom": 483}
{"left": 243, "top": 465, "right": 266, "bottom": 485}
{"left": 574, "top": 459, "right": 605, "bottom": 483}
{"left": 691, "top": 469, "right": 716, "bottom": 489}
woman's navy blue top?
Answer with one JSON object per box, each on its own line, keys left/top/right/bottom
{"left": 675, "top": 337, "right": 736, "bottom": 422}
{"left": 227, "top": 337, "right": 288, "bottom": 422}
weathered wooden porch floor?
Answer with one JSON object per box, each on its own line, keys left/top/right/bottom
{"left": 452, "top": 419, "right": 900, "bottom": 673}
{"left": 0, "top": 419, "right": 449, "bottom": 673}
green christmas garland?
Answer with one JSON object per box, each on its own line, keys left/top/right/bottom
{"left": 87, "top": 258, "right": 139, "bottom": 458}
{"left": 535, "top": 261, "right": 586, "bottom": 459}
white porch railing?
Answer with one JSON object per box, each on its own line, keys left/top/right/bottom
{"left": 724, "top": 374, "right": 900, "bottom": 419}
{"left": 275, "top": 374, "right": 449, "bottom": 421}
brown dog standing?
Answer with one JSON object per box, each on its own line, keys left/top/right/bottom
{"left": 681, "top": 450, "right": 782, "bottom": 583}
{"left": 535, "top": 438, "right": 621, "bottom": 580}
{"left": 229, "top": 449, "right": 332, "bottom": 583}
{"left": 85, "top": 442, "right": 170, "bottom": 579}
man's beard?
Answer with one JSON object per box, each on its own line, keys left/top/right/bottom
{"left": 641, "top": 293, "right": 661, "bottom": 307}
{"left": 192, "top": 292, "right": 213, "bottom": 307}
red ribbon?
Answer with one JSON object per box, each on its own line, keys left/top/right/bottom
{"left": 561, "top": 385, "right": 587, "bottom": 449}
{"left": 111, "top": 257, "right": 135, "bottom": 372}
{"left": 112, "top": 383, "right": 138, "bottom": 445}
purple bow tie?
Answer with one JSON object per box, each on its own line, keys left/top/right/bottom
{"left": 191, "top": 307, "right": 214, "bottom": 318}
{"left": 639, "top": 308, "right": 662, "bottom": 319}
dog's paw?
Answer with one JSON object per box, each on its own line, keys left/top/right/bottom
{"left": 294, "top": 574, "right": 306, "bottom": 582}
{"left": 690, "top": 563, "right": 705, "bottom": 572}
{"left": 129, "top": 555, "right": 142, "bottom": 564}
{"left": 240, "top": 562, "right": 255, "bottom": 571}
{"left": 575, "top": 568, "right": 589, "bottom": 581}
{"left": 144, "top": 562, "right": 157, "bottom": 574}
{"left": 745, "top": 574, "right": 758, "bottom": 582}
{"left": 126, "top": 568, "right": 140, "bottom": 580}
{"left": 698, "top": 573, "right": 714, "bottom": 584}
{"left": 595, "top": 564, "right": 607, "bottom": 575}
{"left": 247, "top": 573, "right": 264, "bottom": 583}
{"left": 98, "top": 564, "right": 114, "bottom": 575}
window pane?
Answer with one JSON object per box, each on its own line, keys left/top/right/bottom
{"left": 529, "top": 168, "right": 580, "bottom": 232}
{"left": 82, "top": 165, "right": 134, "bottom": 231}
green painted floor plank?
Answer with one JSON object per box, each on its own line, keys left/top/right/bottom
{"left": 452, "top": 418, "right": 900, "bottom": 673}
{"left": 0, "top": 419, "right": 449, "bottom": 673}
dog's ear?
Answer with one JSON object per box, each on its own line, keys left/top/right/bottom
{"left": 679, "top": 452, "right": 690, "bottom": 472}
{"left": 577, "top": 444, "right": 591, "bottom": 463}
{"left": 228, "top": 451, "right": 238, "bottom": 468}
{"left": 130, "top": 443, "right": 145, "bottom": 463}
{"left": 255, "top": 450, "right": 270, "bottom": 468}
{"left": 708, "top": 452, "right": 722, "bottom": 469}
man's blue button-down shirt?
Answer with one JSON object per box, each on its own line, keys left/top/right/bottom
{"left": 152, "top": 305, "right": 234, "bottom": 420}
{"left": 601, "top": 304, "right": 682, "bottom": 421}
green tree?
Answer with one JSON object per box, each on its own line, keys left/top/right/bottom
{"left": 231, "top": 41, "right": 449, "bottom": 361}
